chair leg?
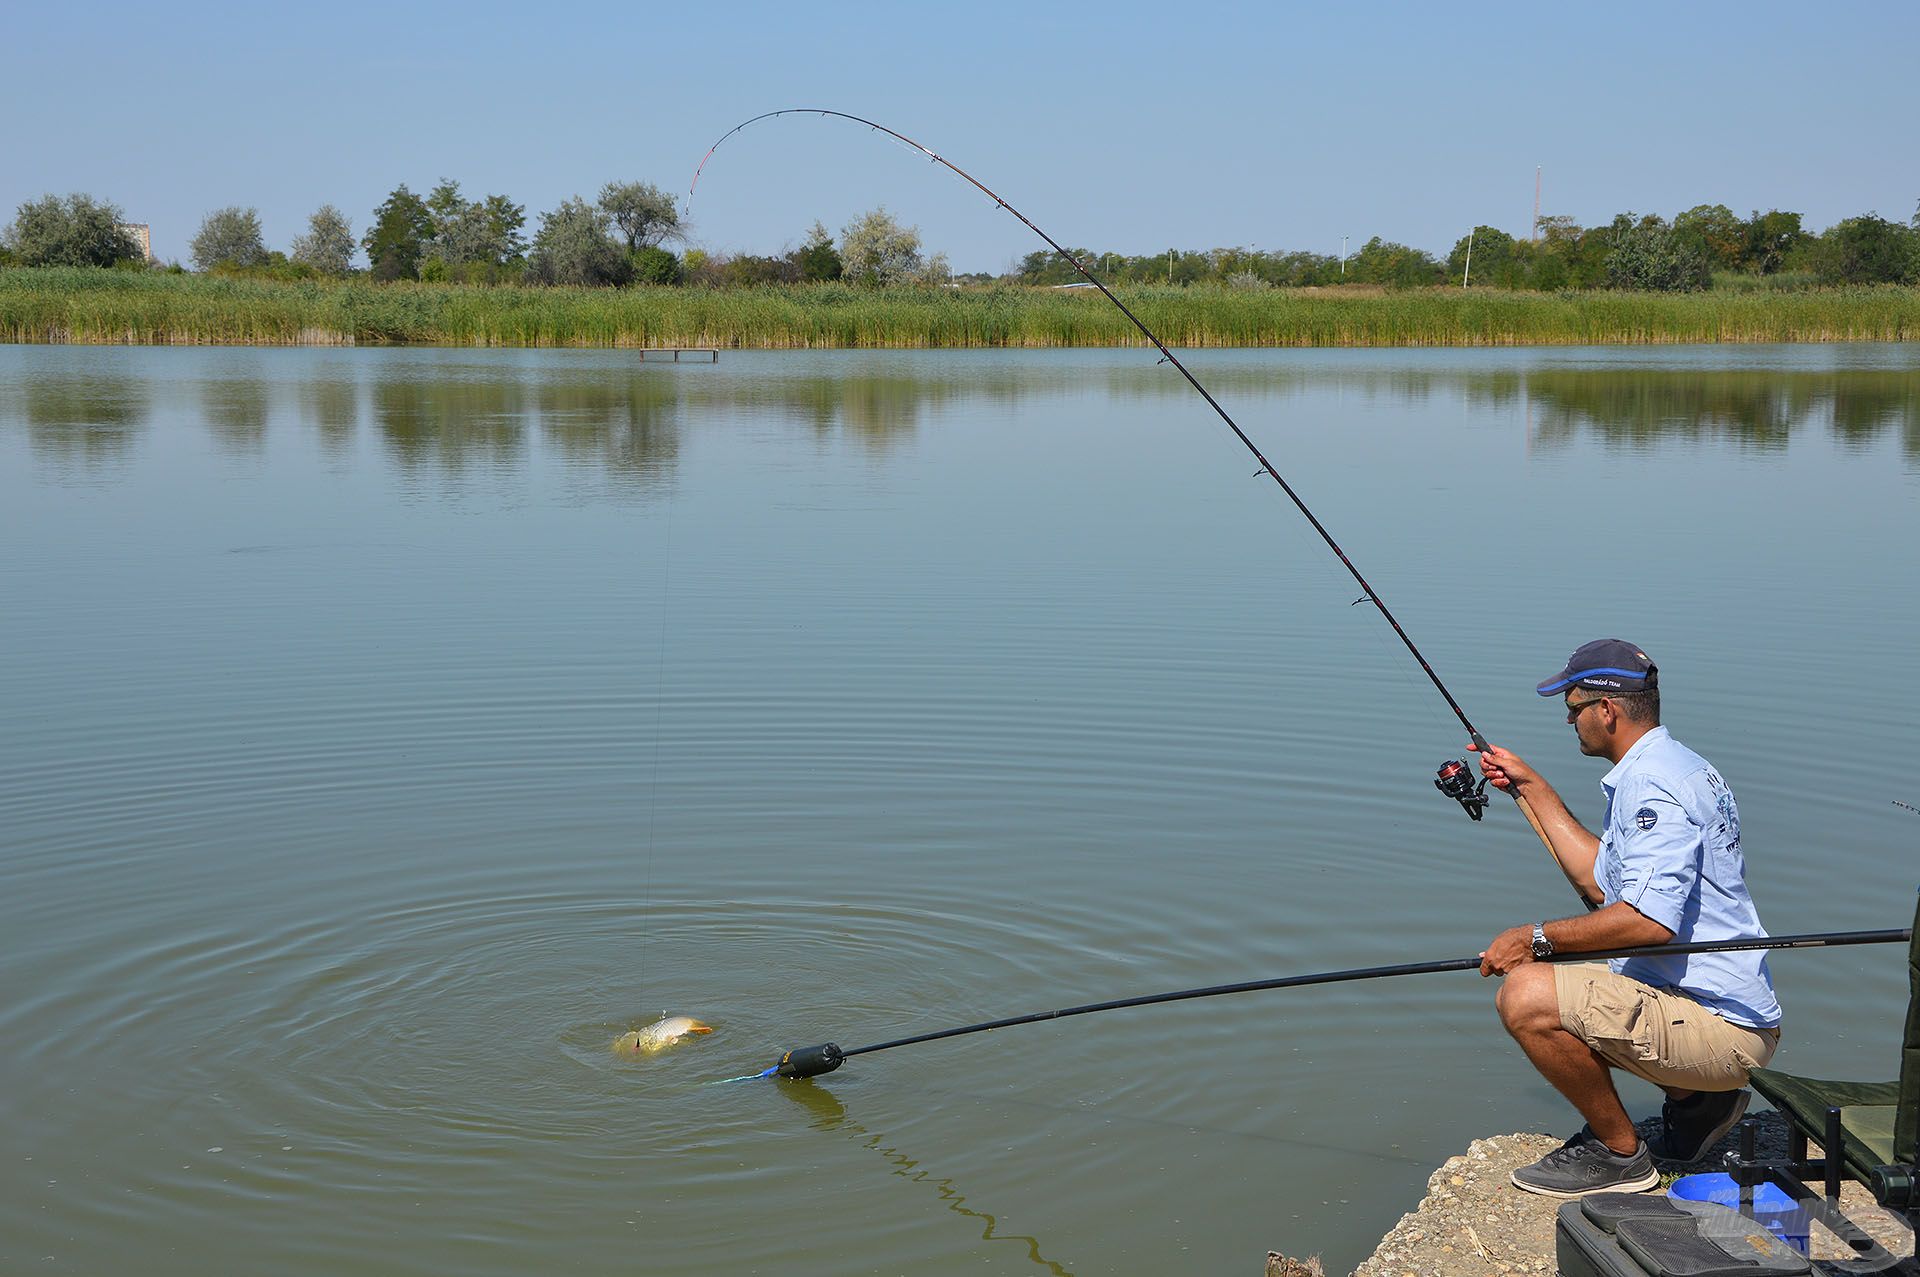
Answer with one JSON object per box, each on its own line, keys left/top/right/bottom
{"left": 1825, "top": 1107, "right": 1843, "bottom": 1203}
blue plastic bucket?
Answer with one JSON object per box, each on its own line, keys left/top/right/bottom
{"left": 1668, "top": 1172, "right": 1811, "bottom": 1254}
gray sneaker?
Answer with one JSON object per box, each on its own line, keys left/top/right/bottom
{"left": 1654, "top": 1088, "right": 1750, "bottom": 1163}
{"left": 1510, "top": 1127, "right": 1660, "bottom": 1198}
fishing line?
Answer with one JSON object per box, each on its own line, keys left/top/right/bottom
{"left": 690, "top": 108, "right": 1552, "bottom": 846}
{"left": 722, "top": 927, "right": 1909, "bottom": 1081}
{"left": 773, "top": 1080, "right": 1074, "bottom": 1276}
{"left": 636, "top": 445, "right": 678, "bottom": 999}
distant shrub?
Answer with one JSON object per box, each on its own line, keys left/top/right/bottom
{"left": 1809, "top": 215, "right": 1919, "bottom": 285}
{"left": 631, "top": 246, "right": 683, "bottom": 285}
{"left": 1604, "top": 215, "right": 1710, "bottom": 292}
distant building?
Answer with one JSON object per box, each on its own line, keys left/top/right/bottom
{"left": 119, "top": 223, "right": 152, "bottom": 261}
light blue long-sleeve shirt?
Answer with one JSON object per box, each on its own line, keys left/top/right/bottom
{"left": 1594, "top": 726, "right": 1782, "bottom": 1029}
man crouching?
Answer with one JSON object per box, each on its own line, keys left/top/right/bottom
{"left": 1474, "top": 639, "right": 1781, "bottom": 1198}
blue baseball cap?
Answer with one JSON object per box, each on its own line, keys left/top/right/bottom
{"left": 1536, "top": 639, "right": 1658, "bottom": 697}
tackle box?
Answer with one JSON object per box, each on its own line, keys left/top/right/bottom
{"left": 1557, "top": 1192, "right": 1810, "bottom": 1277}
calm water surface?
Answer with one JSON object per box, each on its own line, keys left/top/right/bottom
{"left": 2, "top": 344, "right": 1916, "bottom": 1274}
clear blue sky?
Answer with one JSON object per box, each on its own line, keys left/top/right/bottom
{"left": 5, "top": 0, "right": 1915, "bottom": 272}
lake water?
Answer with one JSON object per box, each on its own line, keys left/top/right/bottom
{"left": 2, "top": 343, "right": 1915, "bottom": 1275}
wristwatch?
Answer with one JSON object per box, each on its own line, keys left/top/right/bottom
{"left": 1531, "top": 923, "right": 1554, "bottom": 958}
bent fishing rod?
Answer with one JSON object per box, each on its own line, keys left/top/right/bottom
{"left": 720, "top": 925, "right": 1910, "bottom": 1082}
{"left": 691, "top": 109, "right": 1560, "bottom": 868}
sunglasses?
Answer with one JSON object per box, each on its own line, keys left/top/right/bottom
{"left": 1565, "top": 696, "right": 1610, "bottom": 723}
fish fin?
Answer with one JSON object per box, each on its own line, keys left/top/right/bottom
{"left": 687, "top": 1021, "right": 714, "bottom": 1034}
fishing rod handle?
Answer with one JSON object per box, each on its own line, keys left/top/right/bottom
{"left": 1547, "top": 927, "right": 1911, "bottom": 964}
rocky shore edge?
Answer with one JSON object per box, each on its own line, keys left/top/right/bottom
{"left": 1266, "top": 1112, "right": 1911, "bottom": 1277}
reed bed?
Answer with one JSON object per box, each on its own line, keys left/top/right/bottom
{"left": 3, "top": 268, "right": 1915, "bottom": 348}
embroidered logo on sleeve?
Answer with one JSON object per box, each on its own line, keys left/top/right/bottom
{"left": 1634, "top": 807, "right": 1659, "bottom": 831}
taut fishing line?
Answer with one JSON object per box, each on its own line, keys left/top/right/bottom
{"left": 636, "top": 441, "right": 677, "bottom": 1007}
{"left": 689, "top": 109, "right": 1549, "bottom": 847}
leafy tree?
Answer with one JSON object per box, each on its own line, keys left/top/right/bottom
{"left": 190, "top": 206, "right": 269, "bottom": 271}
{"left": 1267, "top": 251, "right": 1341, "bottom": 287}
{"left": 1015, "top": 246, "right": 1090, "bottom": 285}
{"left": 1512, "top": 215, "right": 1605, "bottom": 288}
{"left": 1808, "top": 214, "right": 1919, "bottom": 285}
{"left": 425, "top": 179, "right": 466, "bottom": 247}
{"left": 1534, "top": 214, "right": 1581, "bottom": 246}
{"left": 1447, "top": 226, "right": 1516, "bottom": 285}
{"left": 290, "top": 204, "right": 355, "bottom": 275}
{"left": 1743, "top": 210, "right": 1806, "bottom": 275}
{"left": 1564, "top": 221, "right": 1617, "bottom": 289}
{"left": 1672, "top": 204, "right": 1745, "bottom": 271}
{"left": 796, "top": 220, "right": 842, "bottom": 282}
{"left": 597, "top": 181, "right": 681, "bottom": 251}
{"left": 718, "top": 253, "right": 796, "bottom": 286}
{"left": 525, "top": 197, "right": 632, "bottom": 286}
{"left": 440, "top": 205, "right": 500, "bottom": 267}
{"left": 1349, "top": 236, "right": 1442, "bottom": 287}
{"left": 840, "top": 207, "right": 935, "bottom": 286}
{"left": 241, "top": 249, "right": 318, "bottom": 282}
{"left": 6, "top": 193, "right": 141, "bottom": 267}
{"left": 418, "top": 182, "right": 527, "bottom": 279}
{"left": 362, "top": 184, "right": 433, "bottom": 282}
{"left": 482, "top": 194, "right": 527, "bottom": 262}
{"left": 631, "top": 245, "right": 683, "bottom": 284}
{"left": 1602, "top": 214, "right": 1709, "bottom": 291}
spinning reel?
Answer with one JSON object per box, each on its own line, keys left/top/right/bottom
{"left": 1434, "top": 758, "right": 1489, "bottom": 821}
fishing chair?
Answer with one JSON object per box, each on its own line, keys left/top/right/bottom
{"left": 1730, "top": 888, "right": 1920, "bottom": 1249}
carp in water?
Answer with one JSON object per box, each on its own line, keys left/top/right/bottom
{"left": 613, "top": 1016, "right": 714, "bottom": 1055}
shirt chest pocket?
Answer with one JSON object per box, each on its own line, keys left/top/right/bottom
{"left": 1598, "top": 834, "right": 1626, "bottom": 899}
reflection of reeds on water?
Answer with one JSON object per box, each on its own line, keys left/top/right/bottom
{"left": 10, "top": 356, "right": 1914, "bottom": 481}
{"left": 371, "top": 374, "right": 527, "bottom": 470}
{"left": 200, "top": 376, "right": 272, "bottom": 455}
{"left": 10, "top": 375, "right": 150, "bottom": 468}
{"left": 1521, "top": 369, "right": 1920, "bottom": 457}
{"left": 535, "top": 372, "right": 681, "bottom": 482}
{"left": 300, "top": 379, "right": 360, "bottom": 458}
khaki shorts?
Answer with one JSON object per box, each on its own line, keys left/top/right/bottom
{"left": 1554, "top": 962, "right": 1780, "bottom": 1091}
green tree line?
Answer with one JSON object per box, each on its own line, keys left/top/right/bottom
{"left": 1016, "top": 204, "right": 1920, "bottom": 291}
{"left": 6, "top": 186, "right": 1917, "bottom": 291}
